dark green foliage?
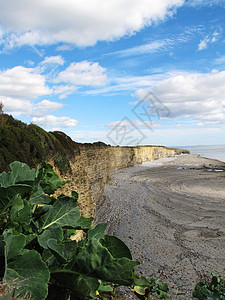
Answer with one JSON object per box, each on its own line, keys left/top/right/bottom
{"left": 133, "top": 277, "right": 171, "bottom": 299}
{"left": 0, "top": 114, "right": 79, "bottom": 174}
{"left": 3, "top": 160, "right": 219, "bottom": 300}
{"left": 193, "top": 273, "right": 225, "bottom": 299}
{"left": 1, "top": 161, "right": 163, "bottom": 300}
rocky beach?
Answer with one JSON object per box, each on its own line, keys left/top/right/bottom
{"left": 95, "top": 154, "right": 225, "bottom": 299}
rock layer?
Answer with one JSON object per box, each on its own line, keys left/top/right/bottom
{"left": 55, "top": 146, "right": 185, "bottom": 217}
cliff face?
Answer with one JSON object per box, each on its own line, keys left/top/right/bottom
{"left": 0, "top": 114, "right": 188, "bottom": 217}
{"left": 54, "top": 146, "right": 184, "bottom": 217}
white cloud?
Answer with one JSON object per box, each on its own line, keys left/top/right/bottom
{"left": 187, "top": 0, "right": 225, "bottom": 6}
{"left": 53, "top": 85, "right": 78, "bottom": 99}
{"left": 198, "top": 31, "right": 220, "bottom": 51}
{"left": 0, "top": 66, "right": 51, "bottom": 98}
{"left": 198, "top": 38, "right": 208, "bottom": 51}
{"left": 1, "top": 97, "right": 63, "bottom": 117}
{"left": 35, "top": 100, "right": 63, "bottom": 113}
{"left": 55, "top": 61, "right": 108, "bottom": 86}
{"left": 1, "top": 96, "right": 33, "bottom": 115}
{"left": 108, "top": 28, "right": 199, "bottom": 57}
{"left": 111, "top": 40, "right": 168, "bottom": 56}
{"left": 0, "top": 66, "right": 68, "bottom": 117}
{"left": 85, "top": 72, "right": 171, "bottom": 95}
{"left": 0, "top": 0, "right": 184, "bottom": 47}
{"left": 194, "top": 110, "right": 225, "bottom": 125}
{"left": 56, "top": 44, "right": 74, "bottom": 51}
{"left": 0, "top": 26, "right": 3, "bottom": 41}
{"left": 40, "top": 55, "right": 64, "bottom": 65}
{"left": 32, "top": 115, "right": 78, "bottom": 128}
{"left": 214, "top": 55, "right": 225, "bottom": 65}
{"left": 134, "top": 70, "right": 225, "bottom": 124}
{"left": 0, "top": 66, "right": 53, "bottom": 115}
{"left": 38, "top": 56, "right": 65, "bottom": 80}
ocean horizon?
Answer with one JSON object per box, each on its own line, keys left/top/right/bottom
{"left": 181, "top": 145, "right": 225, "bottom": 163}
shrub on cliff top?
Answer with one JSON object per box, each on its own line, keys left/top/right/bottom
{"left": 0, "top": 114, "right": 78, "bottom": 174}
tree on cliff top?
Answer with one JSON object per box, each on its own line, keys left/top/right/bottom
{"left": 0, "top": 101, "right": 3, "bottom": 114}
{"left": 0, "top": 102, "right": 5, "bottom": 126}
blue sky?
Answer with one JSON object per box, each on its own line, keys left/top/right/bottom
{"left": 0, "top": 0, "right": 225, "bottom": 146}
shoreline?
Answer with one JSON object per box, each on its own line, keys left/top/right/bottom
{"left": 95, "top": 154, "right": 225, "bottom": 299}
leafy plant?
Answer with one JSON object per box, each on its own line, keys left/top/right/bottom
{"left": 132, "top": 277, "right": 171, "bottom": 299}
{"left": 0, "top": 161, "right": 170, "bottom": 299}
{"left": 193, "top": 273, "right": 225, "bottom": 300}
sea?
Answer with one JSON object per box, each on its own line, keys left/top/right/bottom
{"left": 181, "top": 145, "right": 225, "bottom": 163}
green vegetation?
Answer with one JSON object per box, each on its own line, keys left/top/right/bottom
{"left": 0, "top": 114, "right": 80, "bottom": 174}
{"left": 0, "top": 114, "right": 222, "bottom": 299}
{"left": 0, "top": 114, "right": 110, "bottom": 175}
{"left": 193, "top": 273, "right": 225, "bottom": 299}
{"left": 0, "top": 161, "right": 171, "bottom": 299}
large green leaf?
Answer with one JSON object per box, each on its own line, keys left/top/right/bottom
{"left": 39, "top": 163, "right": 68, "bottom": 195}
{"left": 0, "top": 161, "right": 36, "bottom": 188}
{"left": 4, "top": 250, "right": 50, "bottom": 300}
{"left": 47, "top": 239, "right": 67, "bottom": 264}
{"left": 39, "top": 198, "right": 81, "bottom": 230}
{"left": 3, "top": 230, "right": 26, "bottom": 260}
{"left": 55, "top": 237, "right": 139, "bottom": 286}
{"left": 42, "top": 240, "right": 78, "bottom": 269}
{"left": 38, "top": 226, "right": 63, "bottom": 249}
{"left": 40, "top": 229, "right": 78, "bottom": 264}
{"left": 103, "top": 235, "right": 132, "bottom": 260}
{"left": 53, "top": 272, "right": 99, "bottom": 299}
{"left": 0, "top": 185, "right": 32, "bottom": 213}
{"left": 29, "top": 186, "right": 52, "bottom": 205}
{"left": 87, "top": 223, "right": 107, "bottom": 240}
{"left": 10, "top": 196, "right": 32, "bottom": 226}
{"left": 42, "top": 248, "right": 59, "bottom": 269}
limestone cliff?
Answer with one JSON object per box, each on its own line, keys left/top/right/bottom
{"left": 54, "top": 145, "right": 186, "bottom": 217}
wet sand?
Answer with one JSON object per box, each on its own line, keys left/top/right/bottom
{"left": 95, "top": 154, "right": 225, "bottom": 299}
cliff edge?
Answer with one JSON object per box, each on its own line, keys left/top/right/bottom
{"left": 0, "top": 114, "right": 189, "bottom": 217}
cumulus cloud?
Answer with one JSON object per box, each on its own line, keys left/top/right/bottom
{"left": 1, "top": 96, "right": 63, "bottom": 117}
{"left": 0, "top": 66, "right": 51, "bottom": 98}
{"left": 134, "top": 70, "right": 225, "bottom": 125}
{"left": 1, "top": 96, "right": 33, "bottom": 115}
{"left": 0, "top": 0, "right": 184, "bottom": 47}
{"left": 0, "top": 65, "right": 68, "bottom": 117}
{"left": 0, "top": 60, "right": 109, "bottom": 116}
{"left": 32, "top": 115, "right": 78, "bottom": 128}
{"left": 55, "top": 61, "right": 108, "bottom": 86}
{"left": 0, "top": 65, "right": 53, "bottom": 115}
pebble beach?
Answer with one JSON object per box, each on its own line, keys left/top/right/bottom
{"left": 95, "top": 154, "right": 225, "bottom": 299}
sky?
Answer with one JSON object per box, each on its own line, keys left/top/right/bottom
{"left": 0, "top": 0, "right": 225, "bottom": 147}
